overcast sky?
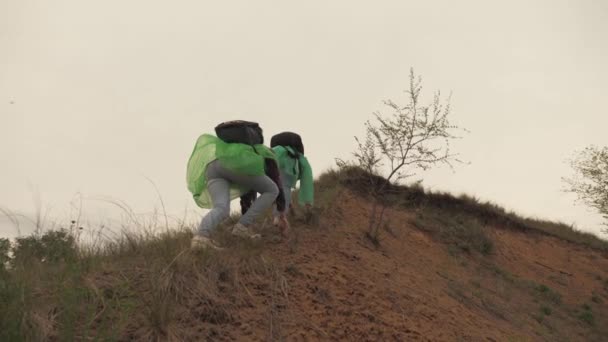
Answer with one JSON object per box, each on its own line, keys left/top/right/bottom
{"left": 1, "top": 0, "right": 607, "bottom": 239}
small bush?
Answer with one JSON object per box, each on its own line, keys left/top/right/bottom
{"left": 535, "top": 284, "right": 562, "bottom": 304}
{"left": 11, "top": 229, "right": 77, "bottom": 268}
{"left": 285, "top": 264, "right": 301, "bottom": 277}
{"left": 540, "top": 306, "right": 552, "bottom": 316}
{"left": 488, "top": 265, "right": 515, "bottom": 283}
{"left": 533, "top": 314, "right": 544, "bottom": 323}
{"left": 578, "top": 310, "right": 594, "bottom": 326}
{"left": 538, "top": 284, "right": 549, "bottom": 292}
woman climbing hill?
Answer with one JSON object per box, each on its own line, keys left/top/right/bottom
{"left": 240, "top": 131, "right": 314, "bottom": 233}
{"left": 186, "top": 121, "right": 286, "bottom": 250}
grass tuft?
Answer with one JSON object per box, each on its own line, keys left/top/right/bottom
{"left": 578, "top": 310, "right": 595, "bottom": 326}
{"left": 535, "top": 284, "right": 562, "bottom": 305}
{"left": 413, "top": 210, "right": 493, "bottom": 255}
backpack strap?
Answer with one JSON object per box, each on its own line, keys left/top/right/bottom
{"left": 281, "top": 146, "right": 304, "bottom": 179}
{"left": 284, "top": 146, "right": 300, "bottom": 159}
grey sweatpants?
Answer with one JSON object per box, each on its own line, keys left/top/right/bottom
{"left": 197, "top": 160, "right": 279, "bottom": 237}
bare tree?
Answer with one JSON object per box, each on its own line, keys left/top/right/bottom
{"left": 563, "top": 146, "right": 608, "bottom": 232}
{"left": 351, "top": 68, "right": 466, "bottom": 244}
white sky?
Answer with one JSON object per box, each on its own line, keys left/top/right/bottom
{"left": 1, "top": 0, "right": 607, "bottom": 238}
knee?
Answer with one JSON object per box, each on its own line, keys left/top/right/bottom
{"left": 267, "top": 182, "right": 279, "bottom": 199}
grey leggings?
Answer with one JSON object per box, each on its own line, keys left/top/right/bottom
{"left": 197, "top": 160, "right": 279, "bottom": 237}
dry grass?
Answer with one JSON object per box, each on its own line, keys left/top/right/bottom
{"left": 0, "top": 221, "right": 285, "bottom": 341}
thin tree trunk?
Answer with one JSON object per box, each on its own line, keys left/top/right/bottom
{"left": 375, "top": 204, "right": 388, "bottom": 236}
{"left": 368, "top": 199, "right": 378, "bottom": 234}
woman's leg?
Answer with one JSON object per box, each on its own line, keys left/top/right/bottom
{"left": 273, "top": 170, "right": 293, "bottom": 217}
{"left": 220, "top": 172, "right": 278, "bottom": 226}
{"left": 197, "top": 161, "right": 231, "bottom": 237}
{"left": 206, "top": 160, "right": 279, "bottom": 227}
{"left": 233, "top": 174, "right": 278, "bottom": 226}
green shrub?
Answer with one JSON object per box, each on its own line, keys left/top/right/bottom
{"left": 11, "top": 229, "right": 77, "bottom": 268}
{"left": 578, "top": 311, "right": 594, "bottom": 326}
{"left": 540, "top": 306, "right": 552, "bottom": 316}
{"left": 535, "top": 284, "right": 562, "bottom": 304}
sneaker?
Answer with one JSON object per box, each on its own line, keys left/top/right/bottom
{"left": 231, "top": 223, "right": 261, "bottom": 240}
{"left": 191, "top": 235, "right": 222, "bottom": 250}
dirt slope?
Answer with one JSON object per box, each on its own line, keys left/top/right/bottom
{"left": 15, "top": 187, "right": 607, "bottom": 341}
{"left": 177, "top": 189, "right": 607, "bottom": 341}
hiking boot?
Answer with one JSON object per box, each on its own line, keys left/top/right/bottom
{"left": 231, "top": 223, "right": 261, "bottom": 240}
{"left": 191, "top": 235, "right": 223, "bottom": 250}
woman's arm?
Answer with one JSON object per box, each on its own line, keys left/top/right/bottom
{"left": 298, "top": 156, "right": 314, "bottom": 205}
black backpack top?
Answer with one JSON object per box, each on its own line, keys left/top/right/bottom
{"left": 215, "top": 120, "right": 264, "bottom": 145}
{"left": 271, "top": 131, "right": 304, "bottom": 156}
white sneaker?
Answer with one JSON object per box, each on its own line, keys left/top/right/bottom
{"left": 191, "top": 235, "right": 222, "bottom": 250}
{"left": 231, "top": 223, "right": 261, "bottom": 240}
